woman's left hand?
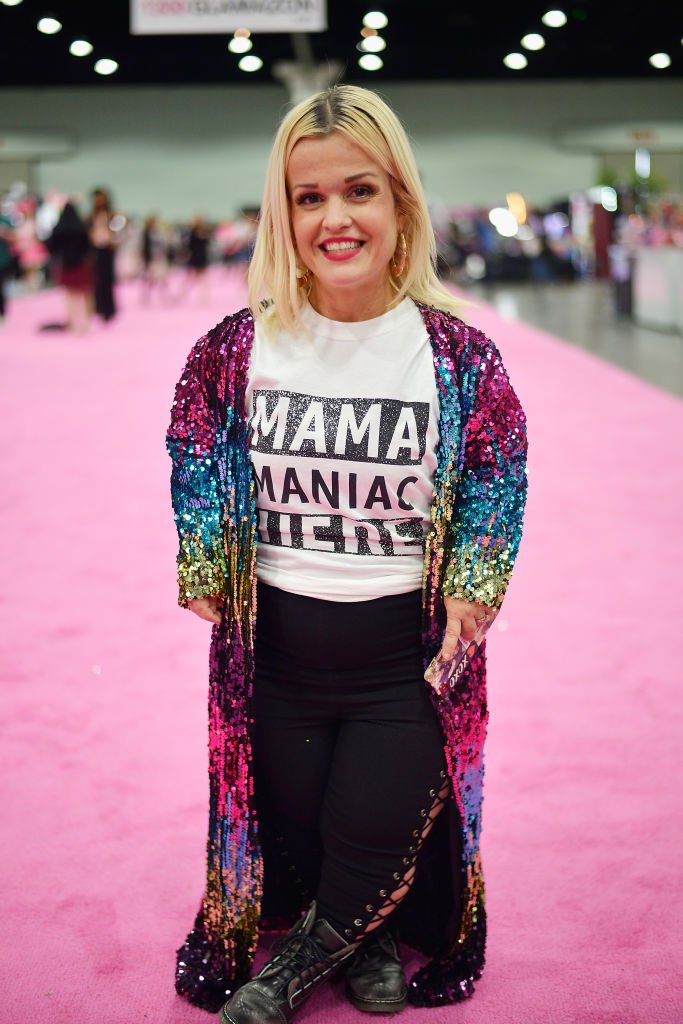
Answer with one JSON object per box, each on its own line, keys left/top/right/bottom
{"left": 440, "top": 595, "right": 494, "bottom": 661}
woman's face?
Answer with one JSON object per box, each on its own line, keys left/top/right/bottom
{"left": 286, "top": 131, "right": 402, "bottom": 321}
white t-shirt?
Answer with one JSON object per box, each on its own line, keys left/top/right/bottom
{"left": 246, "top": 298, "right": 439, "bottom": 601}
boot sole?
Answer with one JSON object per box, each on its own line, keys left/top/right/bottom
{"left": 220, "top": 1009, "right": 287, "bottom": 1024}
{"left": 345, "top": 986, "right": 408, "bottom": 1015}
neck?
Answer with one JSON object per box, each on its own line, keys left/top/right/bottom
{"left": 308, "top": 281, "right": 397, "bottom": 323}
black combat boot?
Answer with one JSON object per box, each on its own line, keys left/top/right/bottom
{"left": 344, "top": 921, "right": 407, "bottom": 1014}
{"left": 219, "top": 901, "right": 359, "bottom": 1024}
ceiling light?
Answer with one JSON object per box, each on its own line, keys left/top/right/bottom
{"left": 521, "top": 33, "right": 545, "bottom": 51}
{"left": 360, "top": 35, "right": 386, "bottom": 53}
{"left": 359, "top": 54, "right": 383, "bottom": 71}
{"left": 69, "top": 39, "right": 93, "bottom": 57}
{"left": 363, "top": 11, "right": 388, "bottom": 30}
{"left": 2, "top": 0, "right": 25, "bottom": 7}
{"left": 648, "top": 52, "right": 671, "bottom": 69}
{"left": 541, "top": 10, "right": 567, "bottom": 28}
{"left": 229, "top": 37, "right": 252, "bottom": 53}
{"left": 503, "top": 53, "right": 528, "bottom": 70}
{"left": 37, "top": 16, "right": 62, "bottom": 34}
{"left": 361, "top": 27, "right": 378, "bottom": 38}
{"left": 94, "top": 58, "right": 119, "bottom": 75}
{"left": 238, "top": 55, "right": 263, "bottom": 72}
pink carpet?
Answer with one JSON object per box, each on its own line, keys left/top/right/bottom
{"left": 1, "top": 272, "right": 681, "bottom": 1024}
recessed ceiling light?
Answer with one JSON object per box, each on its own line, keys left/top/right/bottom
{"left": 503, "top": 52, "right": 528, "bottom": 70}
{"left": 2, "top": 0, "right": 25, "bottom": 7}
{"left": 521, "top": 33, "right": 545, "bottom": 51}
{"left": 363, "top": 11, "right": 388, "bottom": 30}
{"left": 238, "top": 55, "right": 263, "bottom": 72}
{"left": 541, "top": 10, "right": 567, "bottom": 28}
{"left": 69, "top": 40, "right": 93, "bottom": 57}
{"left": 649, "top": 52, "right": 671, "bottom": 69}
{"left": 359, "top": 54, "right": 383, "bottom": 71}
{"left": 228, "top": 37, "right": 252, "bottom": 53}
{"left": 94, "top": 58, "right": 119, "bottom": 76}
{"left": 37, "top": 16, "right": 62, "bottom": 34}
{"left": 360, "top": 35, "right": 386, "bottom": 53}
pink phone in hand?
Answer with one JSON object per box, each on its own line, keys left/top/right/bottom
{"left": 424, "top": 610, "right": 498, "bottom": 698}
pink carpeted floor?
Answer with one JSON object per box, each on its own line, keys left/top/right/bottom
{"left": 1, "top": 271, "right": 681, "bottom": 1024}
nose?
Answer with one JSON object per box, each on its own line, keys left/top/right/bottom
{"left": 322, "top": 195, "right": 352, "bottom": 232}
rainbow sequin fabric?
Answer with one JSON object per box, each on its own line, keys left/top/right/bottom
{"left": 166, "top": 304, "right": 527, "bottom": 1012}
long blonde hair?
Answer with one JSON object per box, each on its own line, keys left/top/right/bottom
{"left": 248, "top": 85, "right": 462, "bottom": 331}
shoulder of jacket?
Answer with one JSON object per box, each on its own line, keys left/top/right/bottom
{"left": 209, "top": 306, "right": 254, "bottom": 343}
{"left": 190, "top": 306, "right": 254, "bottom": 357}
{"left": 415, "top": 302, "right": 493, "bottom": 356}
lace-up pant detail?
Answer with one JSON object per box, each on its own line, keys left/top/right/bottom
{"left": 345, "top": 777, "right": 451, "bottom": 940}
{"left": 252, "top": 583, "right": 450, "bottom": 942}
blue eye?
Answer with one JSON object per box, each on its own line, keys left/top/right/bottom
{"left": 295, "top": 192, "right": 322, "bottom": 206}
{"left": 349, "top": 184, "right": 374, "bottom": 199}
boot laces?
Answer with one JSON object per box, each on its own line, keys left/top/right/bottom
{"left": 266, "top": 932, "right": 329, "bottom": 987}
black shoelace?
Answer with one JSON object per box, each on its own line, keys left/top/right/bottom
{"left": 266, "top": 933, "right": 328, "bottom": 986}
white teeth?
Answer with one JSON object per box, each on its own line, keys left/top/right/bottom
{"left": 322, "top": 241, "right": 361, "bottom": 252}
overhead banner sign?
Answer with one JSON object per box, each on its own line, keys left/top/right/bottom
{"left": 130, "top": 0, "right": 327, "bottom": 35}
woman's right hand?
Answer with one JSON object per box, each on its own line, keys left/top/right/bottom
{"left": 188, "top": 596, "right": 225, "bottom": 624}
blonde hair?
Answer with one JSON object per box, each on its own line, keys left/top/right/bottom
{"left": 248, "top": 84, "right": 462, "bottom": 332}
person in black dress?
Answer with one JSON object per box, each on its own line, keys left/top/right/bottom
{"left": 47, "top": 201, "right": 93, "bottom": 333}
{"left": 87, "top": 188, "right": 117, "bottom": 322}
{"left": 182, "top": 214, "right": 212, "bottom": 301}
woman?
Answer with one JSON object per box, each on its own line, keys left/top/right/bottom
{"left": 167, "top": 85, "right": 527, "bottom": 1021}
{"left": 140, "top": 213, "right": 169, "bottom": 302}
{"left": 47, "top": 201, "right": 93, "bottom": 333}
{"left": 87, "top": 188, "right": 117, "bottom": 321}
{"left": 181, "top": 214, "right": 212, "bottom": 302}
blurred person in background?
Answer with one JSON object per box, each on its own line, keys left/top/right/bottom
{"left": 215, "top": 206, "right": 259, "bottom": 280}
{"left": 167, "top": 84, "right": 527, "bottom": 1024}
{"left": 87, "top": 188, "right": 117, "bottom": 322}
{"left": 0, "top": 204, "right": 15, "bottom": 323}
{"left": 46, "top": 200, "right": 93, "bottom": 334}
{"left": 14, "top": 195, "right": 48, "bottom": 291}
{"left": 140, "top": 213, "right": 170, "bottom": 302}
{"left": 181, "top": 214, "right": 212, "bottom": 301}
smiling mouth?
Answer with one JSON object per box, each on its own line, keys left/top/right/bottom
{"left": 320, "top": 240, "right": 364, "bottom": 253}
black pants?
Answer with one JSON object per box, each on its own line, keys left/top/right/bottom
{"left": 252, "top": 582, "right": 447, "bottom": 941}
{"left": 93, "top": 247, "right": 116, "bottom": 320}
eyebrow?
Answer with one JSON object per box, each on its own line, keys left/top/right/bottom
{"left": 291, "top": 171, "right": 379, "bottom": 189}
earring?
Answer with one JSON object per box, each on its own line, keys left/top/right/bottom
{"left": 296, "top": 266, "right": 311, "bottom": 288}
{"left": 391, "top": 231, "right": 407, "bottom": 278}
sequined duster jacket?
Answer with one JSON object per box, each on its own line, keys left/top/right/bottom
{"left": 166, "top": 303, "right": 528, "bottom": 1012}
